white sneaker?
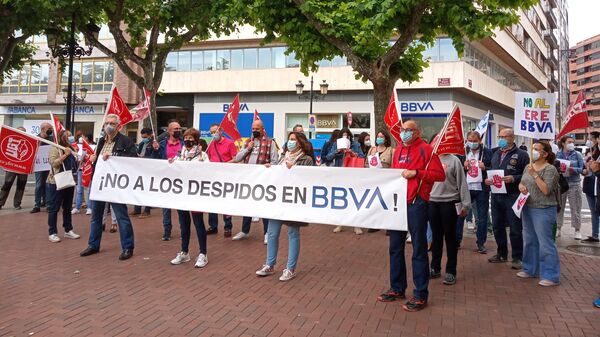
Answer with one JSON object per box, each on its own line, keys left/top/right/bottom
{"left": 170, "top": 252, "right": 191, "bottom": 265}
{"left": 556, "top": 231, "right": 562, "bottom": 238}
{"left": 252, "top": 217, "right": 259, "bottom": 222}
{"left": 354, "top": 227, "right": 363, "bottom": 235}
{"left": 195, "top": 254, "right": 208, "bottom": 268}
{"left": 86, "top": 208, "right": 92, "bottom": 215}
{"left": 263, "top": 233, "right": 268, "bottom": 245}
{"left": 49, "top": 234, "right": 61, "bottom": 243}
{"left": 406, "top": 234, "right": 412, "bottom": 243}
{"left": 256, "top": 264, "right": 275, "bottom": 276}
{"left": 333, "top": 226, "right": 342, "bottom": 233}
{"left": 71, "top": 208, "right": 80, "bottom": 215}
{"left": 279, "top": 269, "right": 296, "bottom": 282}
{"left": 232, "top": 232, "right": 249, "bottom": 241}
{"left": 575, "top": 231, "right": 582, "bottom": 240}
{"left": 64, "top": 230, "right": 80, "bottom": 239}
{"left": 466, "top": 221, "right": 475, "bottom": 230}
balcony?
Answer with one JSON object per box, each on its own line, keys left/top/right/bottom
{"left": 548, "top": 77, "right": 559, "bottom": 91}
{"left": 547, "top": 0, "right": 558, "bottom": 9}
{"left": 544, "top": 4, "right": 558, "bottom": 29}
{"left": 543, "top": 29, "right": 559, "bottom": 49}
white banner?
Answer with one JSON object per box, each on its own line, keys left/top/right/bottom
{"left": 514, "top": 92, "right": 556, "bottom": 139}
{"left": 33, "top": 145, "right": 51, "bottom": 172}
{"left": 90, "top": 157, "right": 409, "bottom": 230}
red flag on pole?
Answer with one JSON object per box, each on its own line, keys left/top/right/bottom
{"left": 49, "top": 112, "right": 64, "bottom": 143}
{"left": 0, "top": 126, "right": 40, "bottom": 174}
{"left": 105, "top": 86, "right": 133, "bottom": 126}
{"left": 556, "top": 91, "right": 588, "bottom": 139}
{"left": 220, "top": 94, "right": 242, "bottom": 141}
{"left": 253, "top": 109, "right": 261, "bottom": 121}
{"left": 130, "top": 88, "right": 151, "bottom": 123}
{"left": 431, "top": 105, "right": 465, "bottom": 156}
{"left": 384, "top": 90, "right": 402, "bottom": 144}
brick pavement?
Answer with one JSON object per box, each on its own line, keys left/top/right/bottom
{"left": 0, "top": 207, "right": 599, "bottom": 337}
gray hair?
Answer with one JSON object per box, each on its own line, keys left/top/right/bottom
{"left": 105, "top": 113, "right": 121, "bottom": 125}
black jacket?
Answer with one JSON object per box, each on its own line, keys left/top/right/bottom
{"left": 490, "top": 145, "right": 529, "bottom": 195}
{"left": 92, "top": 133, "right": 136, "bottom": 170}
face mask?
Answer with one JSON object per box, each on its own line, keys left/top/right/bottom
{"left": 212, "top": 133, "right": 220, "bottom": 141}
{"left": 184, "top": 140, "right": 195, "bottom": 148}
{"left": 467, "top": 141, "right": 479, "bottom": 149}
{"left": 400, "top": 131, "right": 413, "bottom": 143}
{"left": 343, "top": 135, "right": 348, "bottom": 139}
{"left": 566, "top": 143, "right": 575, "bottom": 151}
{"left": 252, "top": 131, "right": 262, "bottom": 138}
{"left": 67, "top": 136, "right": 75, "bottom": 143}
{"left": 173, "top": 131, "right": 182, "bottom": 139}
{"left": 532, "top": 149, "right": 541, "bottom": 161}
{"left": 364, "top": 141, "right": 371, "bottom": 147}
{"left": 141, "top": 137, "right": 150, "bottom": 143}
{"left": 498, "top": 139, "right": 508, "bottom": 149}
{"left": 46, "top": 129, "right": 52, "bottom": 137}
{"left": 287, "top": 140, "right": 297, "bottom": 151}
{"left": 104, "top": 125, "right": 116, "bottom": 135}
{"left": 376, "top": 137, "right": 385, "bottom": 145}
{"left": 586, "top": 140, "right": 593, "bottom": 148}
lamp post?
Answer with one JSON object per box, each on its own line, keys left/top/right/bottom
{"left": 557, "top": 49, "right": 575, "bottom": 129}
{"left": 46, "top": 16, "right": 100, "bottom": 133}
{"left": 62, "top": 87, "right": 88, "bottom": 130}
{"left": 295, "top": 76, "right": 329, "bottom": 139}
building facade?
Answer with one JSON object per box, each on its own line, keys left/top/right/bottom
{"left": 569, "top": 34, "right": 600, "bottom": 140}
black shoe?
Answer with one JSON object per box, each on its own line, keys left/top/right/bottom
{"left": 511, "top": 260, "right": 522, "bottom": 270}
{"left": 443, "top": 273, "right": 456, "bottom": 285}
{"left": 430, "top": 268, "right": 441, "bottom": 279}
{"left": 119, "top": 249, "right": 133, "bottom": 260}
{"left": 582, "top": 236, "right": 600, "bottom": 243}
{"left": 41, "top": 202, "right": 46, "bottom": 208}
{"left": 161, "top": 233, "right": 171, "bottom": 241}
{"left": 488, "top": 254, "right": 507, "bottom": 263}
{"left": 367, "top": 229, "right": 380, "bottom": 233}
{"left": 30, "top": 207, "right": 40, "bottom": 213}
{"left": 477, "top": 245, "right": 487, "bottom": 254}
{"left": 402, "top": 297, "right": 427, "bottom": 312}
{"left": 377, "top": 288, "right": 405, "bottom": 302}
{"left": 206, "top": 228, "right": 218, "bottom": 235}
{"left": 80, "top": 247, "right": 99, "bottom": 257}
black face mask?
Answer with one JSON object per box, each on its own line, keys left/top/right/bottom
{"left": 46, "top": 129, "right": 52, "bottom": 137}
{"left": 173, "top": 131, "right": 182, "bottom": 139}
{"left": 184, "top": 140, "right": 195, "bottom": 148}
{"left": 252, "top": 131, "right": 262, "bottom": 138}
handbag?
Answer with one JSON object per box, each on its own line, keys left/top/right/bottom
{"left": 343, "top": 152, "right": 365, "bottom": 168}
{"left": 54, "top": 163, "right": 76, "bottom": 190}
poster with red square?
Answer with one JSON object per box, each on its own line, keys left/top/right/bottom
{"left": 0, "top": 126, "right": 40, "bottom": 174}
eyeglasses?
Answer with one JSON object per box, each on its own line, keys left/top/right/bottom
{"left": 400, "top": 128, "right": 415, "bottom": 132}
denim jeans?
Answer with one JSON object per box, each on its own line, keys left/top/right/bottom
{"left": 389, "top": 197, "right": 429, "bottom": 300}
{"left": 491, "top": 194, "right": 523, "bottom": 260}
{"left": 585, "top": 194, "right": 600, "bottom": 239}
{"left": 88, "top": 201, "right": 134, "bottom": 251}
{"left": 74, "top": 170, "right": 89, "bottom": 210}
{"left": 471, "top": 189, "right": 490, "bottom": 246}
{"left": 46, "top": 183, "right": 74, "bottom": 235}
{"left": 133, "top": 205, "right": 151, "bottom": 214}
{"left": 426, "top": 223, "right": 432, "bottom": 244}
{"left": 429, "top": 200, "right": 459, "bottom": 275}
{"left": 162, "top": 208, "right": 172, "bottom": 234}
{"left": 34, "top": 171, "right": 50, "bottom": 208}
{"left": 266, "top": 219, "right": 300, "bottom": 270}
{"left": 177, "top": 210, "right": 207, "bottom": 254}
{"left": 241, "top": 217, "right": 269, "bottom": 234}
{"left": 208, "top": 213, "right": 233, "bottom": 231}
{"left": 521, "top": 206, "right": 560, "bottom": 283}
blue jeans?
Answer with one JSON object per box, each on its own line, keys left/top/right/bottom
{"left": 88, "top": 201, "right": 134, "bottom": 251}
{"left": 427, "top": 223, "right": 432, "bottom": 244}
{"left": 471, "top": 189, "right": 490, "bottom": 246}
{"left": 266, "top": 219, "right": 300, "bottom": 270}
{"left": 491, "top": 194, "right": 523, "bottom": 260}
{"left": 74, "top": 170, "right": 89, "bottom": 210}
{"left": 34, "top": 171, "right": 50, "bottom": 208}
{"left": 242, "top": 216, "right": 269, "bottom": 234}
{"left": 162, "top": 208, "right": 172, "bottom": 234}
{"left": 46, "top": 183, "right": 74, "bottom": 235}
{"left": 389, "top": 197, "right": 429, "bottom": 300}
{"left": 208, "top": 213, "right": 233, "bottom": 231}
{"left": 177, "top": 210, "right": 207, "bottom": 254}
{"left": 585, "top": 194, "right": 600, "bottom": 239}
{"left": 522, "top": 206, "right": 560, "bottom": 283}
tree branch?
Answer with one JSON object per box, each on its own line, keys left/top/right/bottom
{"left": 144, "top": 23, "right": 160, "bottom": 62}
{"left": 104, "top": 0, "right": 147, "bottom": 67}
{"left": 0, "top": 34, "right": 30, "bottom": 79}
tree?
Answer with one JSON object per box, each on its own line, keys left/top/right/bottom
{"left": 77, "top": 0, "right": 237, "bottom": 129}
{"left": 243, "top": 0, "right": 537, "bottom": 133}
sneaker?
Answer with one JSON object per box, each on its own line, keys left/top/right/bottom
{"left": 195, "top": 254, "right": 208, "bottom": 268}
{"left": 516, "top": 271, "right": 535, "bottom": 278}
{"left": 206, "top": 227, "right": 218, "bottom": 235}
{"left": 582, "top": 236, "right": 600, "bottom": 243}
{"left": 162, "top": 232, "right": 171, "bottom": 241}
{"left": 263, "top": 233, "right": 268, "bottom": 245}
{"left": 14, "top": 206, "right": 21, "bottom": 210}
{"left": 538, "top": 279, "right": 559, "bottom": 287}
{"left": 64, "top": 230, "right": 80, "bottom": 239}
{"left": 402, "top": 297, "right": 427, "bottom": 312}
{"left": 511, "top": 260, "right": 523, "bottom": 270}
{"left": 477, "top": 245, "right": 487, "bottom": 254}
{"left": 279, "top": 269, "right": 296, "bottom": 282}
{"left": 255, "top": 264, "right": 275, "bottom": 276}
{"left": 252, "top": 217, "right": 259, "bottom": 222}
{"left": 48, "top": 234, "right": 61, "bottom": 243}
{"left": 333, "top": 226, "right": 342, "bottom": 233}
{"left": 232, "top": 232, "right": 249, "bottom": 241}
{"left": 556, "top": 231, "right": 562, "bottom": 238}
{"left": 170, "top": 252, "right": 191, "bottom": 265}
{"left": 443, "top": 273, "right": 456, "bottom": 285}
{"left": 71, "top": 208, "right": 80, "bottom": 215}
{"left": 406, "top": 234, "right": 412, "bottom": 243}
{"left": 85, "top": 208, "right": 92, "bottom": 215}
{"left": 488, "top": 255, "right": 507, "bottom": 263}
{"left": 354, "top": 227, "right": 363, "bottom": 235}
{"left": 30, "top": 207, "right": 40, "bottom": 214}
{"left": 430, "top": 268, "right": 441, "bottom": 279}
{"left": 574, "top": 231, "right": 582, "bottom": 240}
{"left": 466, "top": 221, "right": 475, "bottom": 230}
{"left": 224, "top": 230, "right": 232, "bottom": 238}
{"left": 594, "top": 298, "right": 600, "bottom": 308}
{"left": 377, "top": 288, "right": 405, "bottom": 302}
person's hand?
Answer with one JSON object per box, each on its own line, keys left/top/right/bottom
{"left": 502, "top": 175, "right": 514, "bottom": 183}
{"left": 63, "top": 148, "right": 72, "bottom": 156}
{"left": 246, "top": 141, "right": 254, "bottom": 150}
{"left": 478, "top": 161, "right": 485, "bottom": 169}
{"left": 519, "top": 183, "right": 528, "bottom": 194}
{"left": 286, "top": 162, "right": 293, "bottom": 169}
{"left": 582, "top": 168, "right": 588, "bottom": 176}
{"left": 152, "top": 141, "right": 159, "bottom": 150}
{"left": 459, "top": 209, "right": 468, "bottom": 217}
{"left": 168, "top": 158, "right": 175, "bottom": 164}
{"left": 527, "top": 165, "right": 536, "bottom": 177}
{"left": 402, "top": 170, "right": 417, "bottom": 179}
{"left": 484, "top": 178, "right": 493, "bottom": 186}
{"left": 90, "top": 154, "right": 97, "bottom": 163}
{"left": 463, "top": 160, "right": 470, "bottom": 170}
{"left": 264, "top": 163, "right": 271, "bottom": 168}
{"left": 102, "top": 153, "right": 110, "bottom": 161}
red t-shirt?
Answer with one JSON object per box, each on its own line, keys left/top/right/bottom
{"left": 207, "top": 138, "right": 237, "bottom": 162}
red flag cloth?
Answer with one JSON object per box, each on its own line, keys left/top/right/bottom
{"left": 131, "top": 88, "right": 151, "bottom": 123}
{"left": 0, "top": 126, "right": 40, "bottom": 174}
{"left": 431, "top": 105, "right": 465, "bottom": 156}
{"left": 106, "top": 86, "right": 133, "bottom": 126}
{"left": 347, "top": 111, "right": 353, "bottom": 127}
{"left": 384, "top": 91, "right": 402, "bottom": 144}
{"left": 253, "top": 109, "right": 261, "bottom": 121}
{"left": 50, "top": 113, "right": 64, "bottom": 142}
{"left": 556, "top": 91, "right": 588, "bottom": 139}
{"left": 81, "top": 158, "right": 93, "bottom": 187}
{"left": 220, "top": 94, "right": 241, "bottom": 141}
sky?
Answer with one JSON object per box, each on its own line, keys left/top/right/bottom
{"left": 568, "top": 0, "right": 600, "bottom": 46}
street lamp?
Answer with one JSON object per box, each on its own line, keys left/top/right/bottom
{"left": 62, "top": 87, "right": 88, "bottom": 129}
{"left": 295, "top": 76, "right": 328, "bottom": 139}
{"left": 46, "top": 18, "right": 100, "bottom": 133}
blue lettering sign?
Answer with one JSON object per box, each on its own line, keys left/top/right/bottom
{"left": 7, "top": 106, "right": 36, "bottom": 114}
{"left": 222, "top": 103, "right": 249, "bottom": 112}
{"left": 399, "top": 102, "right": 435, "bottom": 112}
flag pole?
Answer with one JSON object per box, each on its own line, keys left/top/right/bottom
{"left": 146, "top": 89, "right": 157, "bottom": 137}
{"left": 2, "top": 125, "right": 66, "bottom": 150}
{"left": 49, "top": 111, "right": 58, "bottom": 143}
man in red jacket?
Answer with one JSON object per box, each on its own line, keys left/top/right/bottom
{"left": 377, "top": 120, "right": 445, "bottom": 312}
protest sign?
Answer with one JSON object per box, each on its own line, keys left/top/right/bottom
{"left": 337, "top": 138, "right": 350, "bottom": 150}
{"left": 488, "top": 169, "right": 507, "bottom": 194}
{"left": 33, "top": 145, "right": 51, "bottom": 172}
{"left": 512, "top": 193, "right": 530, "bottom": 218}
{"left": 465, "top": 153, "right": 482, "bottom": 183}
{"left": 0, "top": 126, "right": 40, "bottom": 174}
{"left": 368, "top": 153, "right": 382, "bottom": 168}
{"left": 557, "top": 159, "right": 571, "bottom": 176}
{"left": 90, "top": 157, "right": 408, "bottom": 230}
{"left": 514, "top": 92, "right": 556, "bottom": 139}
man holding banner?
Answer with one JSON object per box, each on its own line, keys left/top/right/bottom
{"left": 31, "top": 122, "right": 53, "bottom": 214}
{"left": 377, "top": 120, "right": 445, "bottom": 312}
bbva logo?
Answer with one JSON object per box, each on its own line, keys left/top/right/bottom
{"left": 399, "top": 102, "right": 435, "bottom": 112}
{"left": 223, "top": 103, "right": 249, "bottom": 112}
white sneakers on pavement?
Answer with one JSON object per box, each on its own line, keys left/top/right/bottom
{"left": 64, "top": 230, "right": 80, "bottom": 239}
{"left": 255, "top": 265, "right": 275, "bottom": 276}
{"left": 574, "top": 231, "right": 582, "bottom": 240}
{"left": 333, "top": 226, "right": 342, "bottom": 233}
{"left": 170, "top": 252, "right": 191, "bottom": 265}
{"left": 48, "top": 234, "right": 61, "bottom": 243}
{"left": 71, "top": 208, "right": 80, "bottom": 215}
{"left": 232, "top": 232, "right": 250, "bottom": 241}
{"left": 195, "top": 254, "right": 208, "bottom": 268}
{"left": 86, "top": 208, "right": 92, "bottom": 215}
{"left": 406, "top": 234, "right": 412, "bottom": 243}
{"left": 279, "top": 269, "right": 296, "bottom": 282}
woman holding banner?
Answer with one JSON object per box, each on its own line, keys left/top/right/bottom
{"left": 255, "top": 131, "right": 314, "bottom": 282}
{"left": 169, "top": 128, "right": 210, "bottom": 268}
{"left": 518, "top": 141, "right": 561, "bottom": 286}
{"left": 47, "top": 130, "right": 80, "bottom": 243}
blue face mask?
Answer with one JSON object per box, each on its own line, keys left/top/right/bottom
{"left": 67, "top": 136, "right": 75, "bottom": 143}
{"left": 498, "top": 139, "right": 508, "bottom": 149}
{"left": 287, "top": 140, "right": 297, "bottom": 151}
{"left": 376, "top": 137, "right": 385, "bottom": 145}
{"left": 467, "top": 141, "right": 479, "bottom": 149}
{"left": 400, "top": 131, "right": 413, "bottom": 143}
{"left": 141, "top": 137, "right": 150, "bottom": 143}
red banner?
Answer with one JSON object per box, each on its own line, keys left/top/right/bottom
{"left": 0, "top": 126, "right": 40, "bottom": 174}
{"left": 131, "top": 88, "right": 151, "bottom": 123}
{"left": 220, "top": 94, "right": 241, "bottom": 141}
{"left": 50, "top": 113, "right": 64, "bottom": 143}
{"left": 384, "top": 91, "right": 402, "bottom": 144}
{"left": 556, "top": 91, "right": 588, "bottom": 139}
{"left": 432, "top": 105, "right": 465, "bottom": 156}
{"left": 106, "top": 86, "right": 133, "bottom": 126}
{"left": 253, "top": 109, "right": 261, "bottom": 121}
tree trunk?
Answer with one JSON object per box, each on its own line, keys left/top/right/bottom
{"left": 372, "top": 79, "right": 397, "bottom": 143}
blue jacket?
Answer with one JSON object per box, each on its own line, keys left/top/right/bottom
{"left": 325, "top": 140, "right": 365, "bottom": 167}
{"left": 151, "top": 138, "right": 184, "bottom": 160}
{"left": 458, "top": 145, "right": 493, "bottom": 190}
{"left": 556, "top": 150, "right": 584, "bottom": 184}
{"left": 490, "top": 145, "right": 529, "bottom": 195}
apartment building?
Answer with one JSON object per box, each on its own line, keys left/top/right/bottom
{"left": 569, "top": 34, "right": 600, "bottom": 141}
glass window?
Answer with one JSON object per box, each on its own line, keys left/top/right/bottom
{"left": 81, "top": 62, "right": 93, "bottom": 84}
{"left": 231, "top": 49, "right": 243, "bottom": 69}
{"left": 244, "top": 48, "right": 258, "bottom": 69}
{"left": 216, "top": 50, "right": 230, "bottom": 70}
{"left": 286, "top": 114, "right": 308, "bottom": 130}
{"left": 286, "top": 51, "right": 300, "bottom": 68}
{"left": 204, "top": 50, "right": 216, "bottom": 70}
{"left": 438, "top": 38, "right": 458, "bottom": 61}
{"left": 1, "top": 63, "right": 50, "bottom": 94}
{"left": 258, "top": 48, "right": 271, "bottom": 69}
{"left": 191, "top": 51, "right": 203, "bottom": 71}
{"left": 342, "top": 113, "right": 370, "bottom": 128}
{"left": 60, "top": 60, "right": 114, "bottom": 92}
{"left": 272, "top": 47, "right": 286, "bottom": 68}
{"left": 165, "top": 52, "right": 177, "bottom": 71}
{"left": 178, "top": 51, "right": 191, "bottom": 71}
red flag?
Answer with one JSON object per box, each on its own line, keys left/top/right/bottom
{"left": 49, "top": 112, "right": 64, "bottom": 143}
{"left": 431, "top": 105, "right": 465, "bottom": 156}
{"left": 384, "top": 90, "right": 402, "bottom": 144}
{"left": 105, "top": 86, "right": 133, "bottom": 126}
{"left": 81, "top": 158, "right": 93, "bottom": 187}
{"left": 131, "top": 88, "right": 151, "bottom": 123}
{"left": 347, "top": 111, "right": 353, "bottom": 127}
{"left": 253, "top": 109, "right": 261, "bottom": 121}
{"left": 556, "top": 91, "right": 588, "bottom": 139}
{"left": 0, "top": 126, "right": 40, "bottom": 174}
{"left": 220, "top": 94, "right": 241, "bottom": 141}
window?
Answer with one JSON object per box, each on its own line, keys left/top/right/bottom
{"left": 1, "top": 63, "right": 50, "bottom": 94}
{"left": 191, "top": 51, "right": 203, "bottom": 71}
{"left": 178, "top": 51, "right": 191, "bottom": 71}
{"left": 216, "top": 50, "right": 230, "bottom": 70}
{"left": 286, "top": 114, "right": 307, "bottom": 131}
{"left": 272, "top": 47, "right": 286, "bottom": 68}
{"left": 258, "top": 48, "right": 271, "bottom": 69}
{"left": 286, "top": 51, "right": 300, "bottom": 68}
{"left": 244, "top": 48, "right": 258, "bottom": 69}
{"left": 204, "top": 50, "right": 216, "bottom": 70}
{"left": 438, "top": 38, "right": 458, "bottom": 61}
{"left": 231, "top": 49, "right": 243, "bottom": 70}
{"left": 165, "top": 52, "right": 177, "bottom": 71}
{"left": 61, "top": 60, "right": 113, "bottom": 92}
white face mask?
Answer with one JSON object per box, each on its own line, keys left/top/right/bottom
{"left": 586, "top": 140, "right": 593, "bottom": 148}
{"left": 532, "top": 149, "right": 541, "bottom": 162}
{"left": 566, "top": 143, "right": 575, "bottom": 152}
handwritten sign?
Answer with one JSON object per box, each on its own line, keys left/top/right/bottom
{"left": 514, "top": 92, "right": 556, "bottom": 139}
